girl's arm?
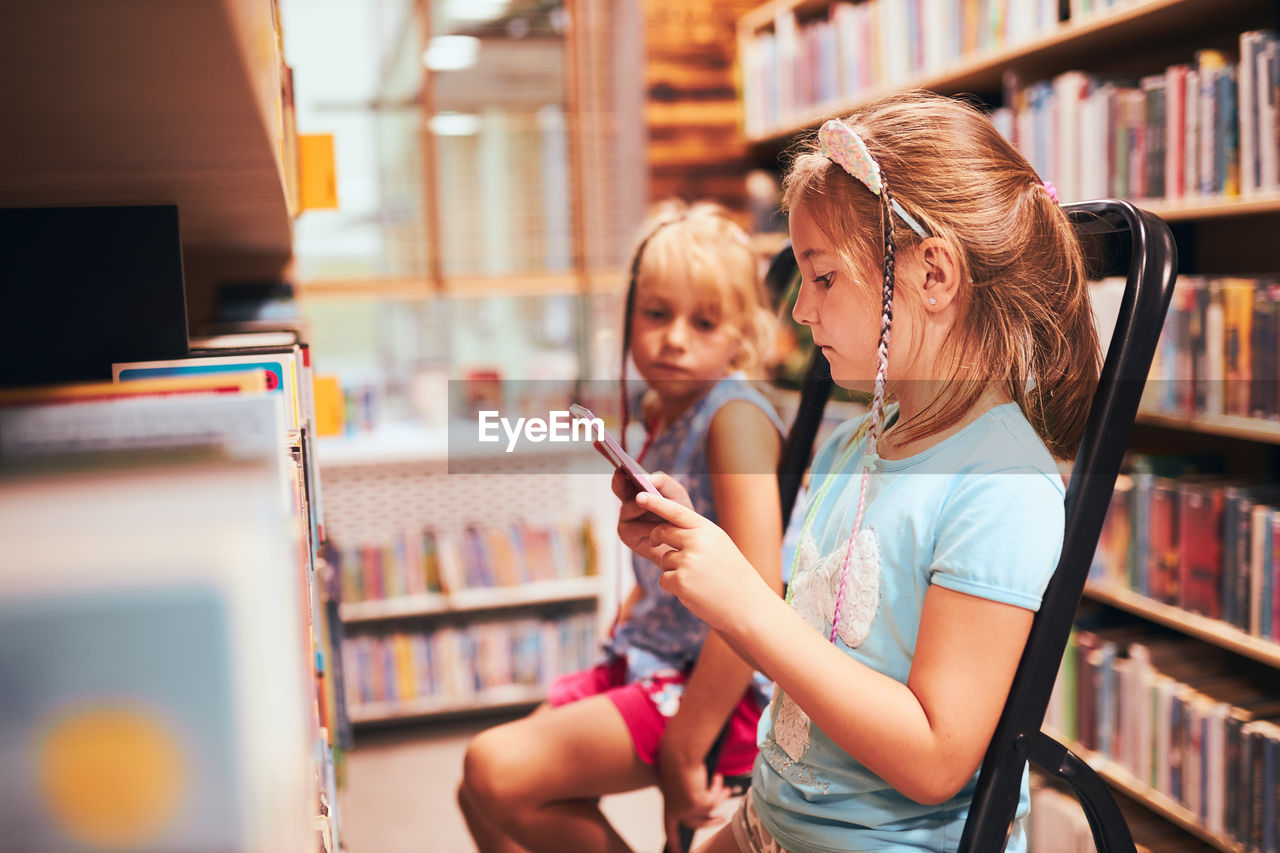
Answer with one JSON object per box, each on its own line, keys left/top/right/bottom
{"left": 658, "top": 401, "right": 783, "bottom": 822}
{"left": 736, "top": 583, "right": 1031, "bottom": 804}
{"left": 641, "top": 492, "right": 1035, "bottom": 806}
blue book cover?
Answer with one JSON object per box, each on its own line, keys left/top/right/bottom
{"left": 1130, "top": 466, "right": 1154, "bottom": 597}
{"left": 1098, "top": 640, "right": 1117, "bottom": 758}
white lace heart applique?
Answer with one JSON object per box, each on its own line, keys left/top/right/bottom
{"left": 789, "top": 528, "right": 881, "bottom": 648}
{"left": 772, "top": 690, "right": 811, "bottom": 762}
{"left": 771, "top": 527, "right": 881, "bottom": 765}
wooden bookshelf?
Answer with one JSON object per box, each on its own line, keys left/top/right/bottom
{"left": 0, "top": 0, "right": 294, "bottom": 280}
{"left": 740, "top": 0, "right": 1274, "bottom": 144}
{"left": 1145, "top": 193, "right": 1280, "bottom": 222}
{"left": 1042, "top": 728, "right": 1245, "bottom": 853}
{"left": 1083, "top": 582, "right": 1280, "bottom": 668}
{"left": 737, "top": 0, "right": 1280, "bottom": 847}
{"left": 295, "top": 268, "right": 627, "bottom": 299}
{"left": 340, "top": 577, "right": 603, "bottom": 623}
{"left": 1136, "top": 410, "right": 1280, "bottom": 444}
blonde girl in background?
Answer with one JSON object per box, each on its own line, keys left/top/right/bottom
{"left": 617, "top": 91, "right": 1100, "bottom": 852}
{"left": 459, "top": 200, "right": 786, "bottom": 853}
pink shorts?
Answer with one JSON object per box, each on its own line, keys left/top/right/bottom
{"left": 548, "top": 658, "right": 762, "bottom": 777}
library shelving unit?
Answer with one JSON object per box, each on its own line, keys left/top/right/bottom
{"left": 736, "top": 0, "right": 1280, "bottom": 850}
{"left": 316, "top": 424, "right": 618, "bottom": 725}
{"left": 0, "top": 3, "right": 344, "bottom": 851}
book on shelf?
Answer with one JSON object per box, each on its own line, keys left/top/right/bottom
{"left": 1251, "top": 282, "right": 1280, "bottom": 419}
{"left": 1176, "top": 476, "right": 1232, "bottom": 620}
{"left": 113, "top": 342, "right": 327, "bottom": 547}
{"left": 1148, "top": 476, "right": 1181, "bottom": 608}
{"left": 1222, "top": 484, "right": 1280, "bottom": 632}
{"left": 1249, "top": 503, "right": 1276, "bottom": 637}
{"left": 114, "top": 347, "right": 306, "bottom": 434}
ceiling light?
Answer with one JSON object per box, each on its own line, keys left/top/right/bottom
{"left": 428, "top": 112, "right": 481, "bottom": 136}
{"left": 446, "top": 0, "right": 509, "bottom": 23}
{"left": 422, "top": 35, "right": 480, "bottom": 71}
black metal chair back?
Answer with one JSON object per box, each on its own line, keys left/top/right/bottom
{"left": 957, "top": 200, "right": 1177, "bottom": 851}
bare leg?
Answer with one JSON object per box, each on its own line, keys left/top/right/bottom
{"left": 459, "top": 694, "right": 657, "bottom": 853}
{"left": 458, "top": 779, "right": 531, "bottom": 853}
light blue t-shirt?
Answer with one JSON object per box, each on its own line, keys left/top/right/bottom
{"left": 754, "top": 403, "right": 1066, "bottom": 853}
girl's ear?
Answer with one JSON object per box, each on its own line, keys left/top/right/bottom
{"left": 917, "top": 237, "right": 963, "bottom": 312}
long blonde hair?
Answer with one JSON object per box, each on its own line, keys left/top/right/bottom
{"left": 619, "top": 200, "right": 775, "bottom": 439}
{"left": 783, "top": 91, "right": 1100, "bottom": 459}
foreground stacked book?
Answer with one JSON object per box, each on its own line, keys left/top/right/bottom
{"left": 0, "top": 333, "right": 342, "bottom": 852}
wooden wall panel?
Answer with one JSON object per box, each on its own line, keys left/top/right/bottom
{"left": 643, "top": 0, "right": 758, "bottom": 213}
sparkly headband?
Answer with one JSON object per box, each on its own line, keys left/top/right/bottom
{"left": 818, "top": 119, "right": 931, "bottom": 238}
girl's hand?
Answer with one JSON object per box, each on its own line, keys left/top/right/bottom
{"left": 612, "top": 469, "right": 693, "bottom": 565}
{"left": 637, "top": 491, "right": 775, "bottom": 634}
{"left": 657, "top": 745, "right": 728, "bottom": 853}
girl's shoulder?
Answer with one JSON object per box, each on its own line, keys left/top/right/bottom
{"left": 956, "top": 403, "right": 1063, "bottom": 483}
{"left": 702, "top": 376, "right": 785, "bottom": 432}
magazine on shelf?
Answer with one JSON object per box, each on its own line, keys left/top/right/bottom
{"left": 113, "top": 348, "right": 304, "bottom": 433}
{"left": 0, "top": 371, "right": 268, "bottom": 406}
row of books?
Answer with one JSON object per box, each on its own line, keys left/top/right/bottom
{"left": 742, "top": 0, "right": 1065, "bottom": 136}
{"left": 1136, "top": 274, "right": 1280, "bottom": 422}
{"left": 1091, "top": 455, "right": 1280, "bottom": 638}
{"left": 336, "top": 519, "right": 597, "bottom": 603}
{"left": 341, "top": 613, "right": 598, "bottom": 709}
{"left": 993, "top": 29, "right": 1280, "bottom": 205}
{"left": 1045, "top": 628, "right": 1280, "bottom": 849}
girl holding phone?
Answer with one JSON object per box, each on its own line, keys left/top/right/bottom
{"left": 459, "top": 200, "right": 785, "bottom": 853}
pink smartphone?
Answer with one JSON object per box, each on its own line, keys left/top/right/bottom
{"left": 569, "top": 403, "right": 661, "bottom": 496}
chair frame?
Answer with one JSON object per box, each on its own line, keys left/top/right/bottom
{"left": 958, "top": 200, "right": 1176, "bottom": 851}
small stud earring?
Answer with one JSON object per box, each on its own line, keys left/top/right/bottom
{"left": 928, "top": 296, "right": 937, "bottom": 305}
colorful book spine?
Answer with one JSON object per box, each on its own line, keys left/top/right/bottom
{"left": 1178, "top": 479, "right": 1225, "bottom": 619}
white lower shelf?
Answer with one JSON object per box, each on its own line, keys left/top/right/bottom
{"left": 348, "top": 684, "right": 546, "bottom": 723}
{"left": 340, "top": 577, "right": 602, "bottom": 623}
{"left": 316, "top": 419, "right": 609, "bottom": 467}
{"left": 1083, "top": 583, "right": 1280, "bottom": 669}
